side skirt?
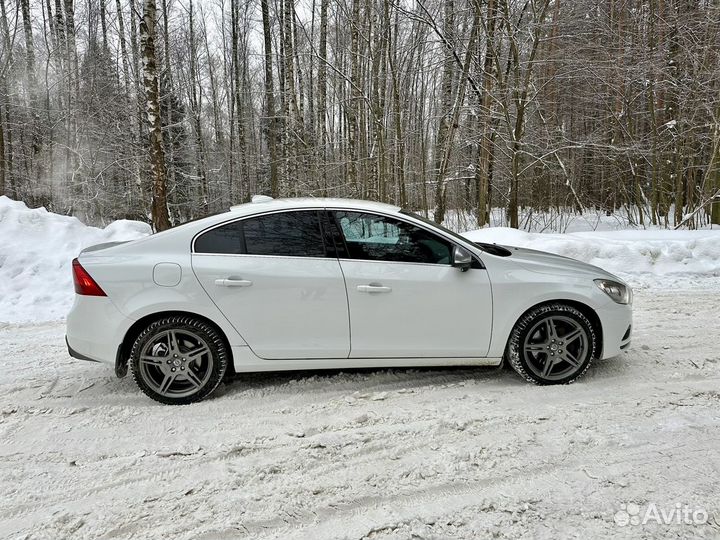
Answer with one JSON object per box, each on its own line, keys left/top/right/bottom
{"left": 230, "top": 346, "right": 502, "bottom": 373}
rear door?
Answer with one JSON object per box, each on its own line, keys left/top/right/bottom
{"left": 191, "top": 210, "right": 350, "bottom": 359}
{"left": 330, "top": 210, "right": 493, "bottom": 358}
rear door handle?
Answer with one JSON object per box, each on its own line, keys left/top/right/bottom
{"left": 215, "top": 278, "right": 253, "bottom": 287}
{"left": 357, "top": 284, "right": 392, "bottom": 293}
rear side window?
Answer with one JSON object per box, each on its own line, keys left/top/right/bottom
{"left": 194, "top": 220, "right": 244, "bottom": 254}
{"left": 194, "top": 211, "right": 327, "bottom": 257}
{"left": 244, "top": 211, "right": 325, "bottom": 257}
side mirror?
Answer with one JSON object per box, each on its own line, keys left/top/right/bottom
{"left": 452, "top": 246, "right": 473, "bottom": 272}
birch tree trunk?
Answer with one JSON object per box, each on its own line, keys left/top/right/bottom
{"left": 140, "top": 0, "right": 171, "bottom": 231}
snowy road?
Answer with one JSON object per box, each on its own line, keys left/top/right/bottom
{"left": 1, "top": 289, "right": 719, "bottom": 539}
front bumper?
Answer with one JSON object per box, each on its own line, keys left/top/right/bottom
{"left": 596, "top": 300, "right": 633, "bottom": 359}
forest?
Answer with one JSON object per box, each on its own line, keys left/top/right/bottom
{"left": 1, "top": 0, "right": 720, "bottom": 231}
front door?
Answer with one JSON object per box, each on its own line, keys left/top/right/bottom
{"left": 192, "top": 210, "right": 350, "bottom": 359}
{"left": 331, "top": 210, "right": 493, "bottom": 358}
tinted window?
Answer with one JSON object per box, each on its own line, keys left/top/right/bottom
{"left": 244, "top": 211, "right": 326, "bottom": 257}
{"left": 334, "top": 211, "right": 452, "bottom": 264}
{"left": 195, "top": 220, "right": 244, "bottom": 254}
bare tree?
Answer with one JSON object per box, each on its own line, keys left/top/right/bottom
{"left": 141, "top": 0, "right": 171, "bottom": 231}
{"left": 2, "top": 0, "right": 719, "bottom": 230}
{"left": 261, "top": 0, "right": 279, "bottom": 197}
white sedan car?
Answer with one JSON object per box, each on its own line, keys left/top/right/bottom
{"left": 66, "top": 197, "right": 632, "bottom": 404}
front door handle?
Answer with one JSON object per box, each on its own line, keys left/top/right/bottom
{"left": 215, "top": 278, "right": 253, "bottom": 287}
{"left": 357, "top": 284, "right": 392, "bottom": 293}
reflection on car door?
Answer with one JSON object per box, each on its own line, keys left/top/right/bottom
{"left": 192, "top": 210, "right": 350, "bottom": 359}
{"left": 330, "top": 210, "right": 493, "bottom": 358}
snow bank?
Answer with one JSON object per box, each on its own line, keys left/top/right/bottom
{"left": 1, "top": 195, "right": 718, "bottom": 324}
{"left": 0, "top": 196, "right": 150, "bottom": 323}
{"left": 463, "top": 227, "right": 720, "bottom": 288}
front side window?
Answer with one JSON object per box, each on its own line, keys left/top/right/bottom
{"left": 194, "top": 211, "right": 327, "bottom": 257}
{"left": 333, "top": 211, "right": 452, "bottom": 264}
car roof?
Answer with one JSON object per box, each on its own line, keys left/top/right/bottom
{"left": 89, "top": 197, "right": 404, "bottom": 255}
{"left": 228, "top": 197, "right": 402, "bottom": 216}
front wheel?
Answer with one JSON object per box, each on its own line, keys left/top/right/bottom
{"left": 506, "top": 304, "right": 597, "bottom": 385}
{"left": 130, "top": 316, "right": 228, "bottom": 404}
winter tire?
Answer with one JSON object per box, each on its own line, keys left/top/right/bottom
{"left": 506, "top": 303, "right": 597, "bottom": 385}
{"left": 130, "top": 316, "right": 228, "bottom": 404}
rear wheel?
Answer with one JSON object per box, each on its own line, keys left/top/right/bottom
{"left": 506, "top": 304, "right": 597, "bottom": 385}
{"left": 130, "top": 316, "right": 228, "bottom": 404}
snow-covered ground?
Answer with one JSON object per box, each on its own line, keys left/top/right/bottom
{"left": 2, "top": 197, "right": 720, "bottom": 538}
{"left": 1, "top": 289, "right": 719, "bottom": 539}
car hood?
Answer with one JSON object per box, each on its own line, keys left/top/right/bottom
{"left": 499, "top": 245, "right": 621, "bottom": 281}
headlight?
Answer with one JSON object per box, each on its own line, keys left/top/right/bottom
{"left": 594, "top": 279, "right": 632, "bottom": 304}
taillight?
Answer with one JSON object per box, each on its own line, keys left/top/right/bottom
{"left": 72, "top": 258, "right": 107, "bottom": 296}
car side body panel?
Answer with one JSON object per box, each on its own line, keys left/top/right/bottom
{"left": 192, "top": 253, "right": 351, "bottom": 359}
{"left": 67, "top": 232, "right": 249, "bottom": 365}
{"left": 338, "top": 259, "right": 493, "bottom": 357}
{"left": 480, "top": 254, "right": 631, "bottom": 359}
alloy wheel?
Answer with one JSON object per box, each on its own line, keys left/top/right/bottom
{"left": 522, "top": 315, "right": 589, "bottom": 381}
{"left": 137, "top": 329, "right": 214, "bottom": 398}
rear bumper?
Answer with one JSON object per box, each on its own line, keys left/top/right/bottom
{"left": 66, "top": 295, "right": 131, "bottom": 365}
{"left": 66, "top": 336, "right": 100, "bottom": 362}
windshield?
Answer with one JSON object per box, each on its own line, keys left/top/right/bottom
{"left": 401, "top": 211, "right": 513, "bottom": 257}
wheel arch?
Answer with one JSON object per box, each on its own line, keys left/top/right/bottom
{"left": 116, "top": 310, "right": 235, "bottom": 378}
{"left": 506, "top": 299, "right": 603, "bottom": 357}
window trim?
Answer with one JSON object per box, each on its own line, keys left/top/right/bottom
{"left": 191, "top": 206, "right": 484, "bottom": 269}
{"left": 191, "top": 208, "right": 333, "bottom": 259}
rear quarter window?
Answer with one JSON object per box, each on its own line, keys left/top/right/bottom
{"left": 194, "top": 220, "right": 244, "bottom": 254}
